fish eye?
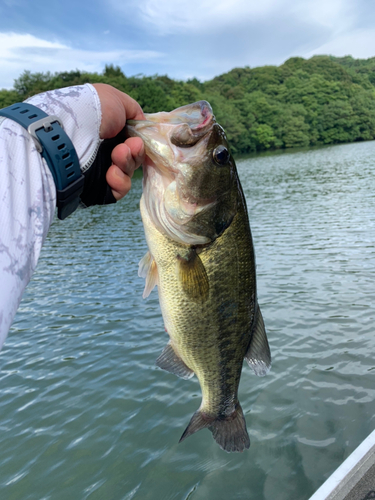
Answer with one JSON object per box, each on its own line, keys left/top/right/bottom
{"left": 213, "top": 145, "right": 230, "bottom": 165}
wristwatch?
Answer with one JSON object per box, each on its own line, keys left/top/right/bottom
{"left": 0, "top": 102, "right": 85, "bottom": 220}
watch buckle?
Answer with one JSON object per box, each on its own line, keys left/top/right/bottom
{"left": 27, "top": 116, "right": 63, "bottom": 153}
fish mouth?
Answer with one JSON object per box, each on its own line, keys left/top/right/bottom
{"left": 126, "top": 101, "right": 214, "bottom": 150}
{"left": 128, "top": 100, "right": 213, "bottom": 130}
{"left": 126, "top": 101, "right": 215, "bottom": 183}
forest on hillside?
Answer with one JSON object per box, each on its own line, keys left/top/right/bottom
{"left": 1, "top": 55, "right": 375, "bottom": 154}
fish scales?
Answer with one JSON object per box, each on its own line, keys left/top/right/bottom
{"left": 142, "top": 194, "right": 255, "bottom": 411}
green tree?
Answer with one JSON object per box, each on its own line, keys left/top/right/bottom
{"left": 0, "top": 90, "right": 19, "bottom": 108}
{"left": 4, "top": 54, "right": 375, "bottom": 154}
{"left": 255, "top": 124, "right": 276, "bottom": 149}
{"left": 318, "top": 100, "right": 355, "bottom": 143}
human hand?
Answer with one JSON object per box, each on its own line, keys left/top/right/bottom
{"left": 93, "top": 83, "right": 145, "bottom": 200}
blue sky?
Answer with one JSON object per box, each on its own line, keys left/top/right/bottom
{"left": 1, "top": 0, "right": 375, "bottom": 89}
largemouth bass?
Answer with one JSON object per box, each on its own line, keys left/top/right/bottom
{"left": 126, "top": 101, "right": 271, "bottom": 453}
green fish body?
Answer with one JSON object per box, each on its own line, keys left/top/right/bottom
{"left": 127, "top": 101, "right": 271, "bottom": 452}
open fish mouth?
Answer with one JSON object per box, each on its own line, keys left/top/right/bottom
{"left": 126, "top": 101, "right": 214, "bottom": 151}
{"left": 125, "top": 101, "right": 217, "bottom": 188}
{"left": 126, "top": 100, "right": 235, "bottom": 246}
{"left": 127, "top": 100, "right": 214, "bottom": 132}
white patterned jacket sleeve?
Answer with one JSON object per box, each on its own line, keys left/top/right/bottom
{"left": 0, "top": 84, "right": 102, "bottom": 351}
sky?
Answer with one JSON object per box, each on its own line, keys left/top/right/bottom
{"left": 1, "top": 0, "right": 375, "bottom": 89}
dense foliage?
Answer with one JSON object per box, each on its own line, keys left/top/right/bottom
{"left": 2, "top": 55, "right": 375, "bottom": 154}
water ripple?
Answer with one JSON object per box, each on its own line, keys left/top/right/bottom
{"left": 0, "top": 143, "right": 375, "bottom": 499}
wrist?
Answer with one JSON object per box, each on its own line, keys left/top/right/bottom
{"left": 26, "top": 84, "right": 102, "bottom": 173}
{"left": 0, "top": 102, "right": 84, "bottom": 219}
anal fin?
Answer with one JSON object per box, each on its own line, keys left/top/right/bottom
{"left": 156, "top": 342, "right": 194, "bottom": 380}
{"left": 245, "top": 306, "right": 271, "bottom": 377}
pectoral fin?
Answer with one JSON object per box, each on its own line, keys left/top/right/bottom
{"left": 138, "top": 251, "right": 158, "bottom": 299}
{"left": 177, "top": 249, "right": 209, "bottom": 302}
{"left": 245, "top": 306, "right": 271, "bottom": 377}
{"left": 156, "top": 342, "right": 194, "bottom": 380}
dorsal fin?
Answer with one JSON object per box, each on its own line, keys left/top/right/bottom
{"left": 245, "top": 306, "right": 271, "bottom": 377}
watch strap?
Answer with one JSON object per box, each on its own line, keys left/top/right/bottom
{"left": 0, "top": 102, "right": 84, "bottom": 220}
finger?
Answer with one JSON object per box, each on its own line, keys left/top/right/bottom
{"left": 106, "top": 138, "right": 145, "bottom": 200}
{"left": 106, "top": 165, "right": 132, "bottom": 201}
{"left": 111, "top": 138, "right": 145, "bottom": 178}
{"left": 124, "top": 137, "right": 145, "bottom": 170}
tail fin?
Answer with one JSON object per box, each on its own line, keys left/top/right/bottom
{"left": 179, "top": 403, "right": 250, "bottom": 453}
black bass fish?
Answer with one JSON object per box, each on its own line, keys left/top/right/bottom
{"left": 126, "top": 101, "right": 271, "bottom": 452}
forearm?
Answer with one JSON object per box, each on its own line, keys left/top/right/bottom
{"left": 0, "top": 84, "right": 102, "bottom": 350}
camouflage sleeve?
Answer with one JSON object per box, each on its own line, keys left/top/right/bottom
{"left": 0, "top": 84, "right": 102, "bottom": 350}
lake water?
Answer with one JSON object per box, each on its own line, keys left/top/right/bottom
{"left": 1, "top": 141, "right": 375, "bottom": 500}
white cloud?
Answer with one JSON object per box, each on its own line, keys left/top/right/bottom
{"left": 128, "top": 0, "right": 283, "bottom": 35}
{"left": 1, "top": 0, "right": 373, "bottom": 90}
{"left": 132, "top": 0, "right": 354, "bottom": 36}
{"left": 98, "top": 0, "right": 375, "bottom": 82}
{"left": 0, "top": 32, "right": 163, "bottom": 89}
{"left": 303, "top": 28, "right": 375, "bottom": 60}
{"left": 291, "top": 0, "right": 353, "bottom": 32}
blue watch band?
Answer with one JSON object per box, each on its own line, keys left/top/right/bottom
{"left": 0, "top": 102, "right": 85, "bottom": 220}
